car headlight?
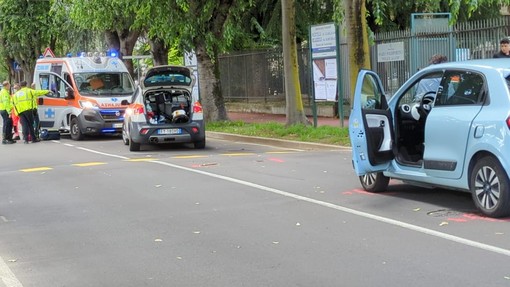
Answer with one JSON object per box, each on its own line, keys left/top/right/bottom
{"left": 79, "top": 101, "right": 99, "bottom": 109}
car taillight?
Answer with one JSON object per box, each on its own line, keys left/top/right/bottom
{"left": 133, "top": 105, "right": 144, "bottom": 115}
{"left": 127, "top": 104, "right": 145, "bottom": 116}
{"left": 193, "top": 101, "right": 203, "bottom": 113}
{"left": 506, "top": 116, "right": 510, "bottom": 129}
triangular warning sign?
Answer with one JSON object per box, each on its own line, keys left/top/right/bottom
{"left": 43, "top": 47, "right": 55, "bottom": 58}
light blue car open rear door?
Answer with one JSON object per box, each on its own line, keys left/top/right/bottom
{"left": 349, "top": 69, "right": 394, "bottom": 176}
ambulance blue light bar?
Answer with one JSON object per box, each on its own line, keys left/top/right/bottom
{"left": 106, "top": 49, "right": 119, "bottom": 58}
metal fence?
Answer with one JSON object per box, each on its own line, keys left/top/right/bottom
{"left": 219, "top": 16, "right": 510, "bottom": 105}
{"left": 219, "top": 48, "right": 311, "bottom": 103}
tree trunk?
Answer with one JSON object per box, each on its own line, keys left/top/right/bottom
{"left": 345, "top": 0, "right": 371, "bottom": 104}
{"left": 104, "top": 29, "right": 140, "bottom": 77}
{"left": 195, "top": 42, "right": 228, "bottom": 122}
{"left": 149, "top": 38, "right": 169, "bottom": 66}
{"left": 281, "top": 0, "right": 309, "bottom": 126}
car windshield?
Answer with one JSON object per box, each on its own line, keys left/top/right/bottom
{"left": 74, "top": 72, "right": 134, "bottom": 96}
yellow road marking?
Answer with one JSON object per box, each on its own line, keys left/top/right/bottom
{"left": 173, "top": 155, "right": 209, "bottom": 159}
{"left": 126, "top": 158, "right": 159, "bottom": 162}
{"left": 221, "top": 153, "right": 256, "bottom": 156}
{"left": 20, "top": 167, "right": 52, "bottom": 172}
{"left": 72, "top": 162, "right": 107, "bottom": 167}
{"left": 266, "top": 151, "right": 297, "bottom": 154}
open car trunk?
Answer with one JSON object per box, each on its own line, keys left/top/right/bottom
{"left": 144, "top": 89, "right": 192, "bottom": 125}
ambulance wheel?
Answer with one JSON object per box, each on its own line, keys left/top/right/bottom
{"left": 70, "top": 118, "right": 84, "bottom": 141}
{"left": 359, "top": 172, "right": 389, "bottom": 193}
{"left": 129, "top": 136, "right": 140, "bottom": 152}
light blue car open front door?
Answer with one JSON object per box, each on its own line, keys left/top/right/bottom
{"left": 349, "top": 70, "right": 394, "bottom": 176}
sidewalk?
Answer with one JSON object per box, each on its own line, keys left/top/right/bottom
{"left": 227, "top": 112, "right": 348, "bottom": 127}
{"left": 206, "top": 111, "right": 350, "bottom": 150}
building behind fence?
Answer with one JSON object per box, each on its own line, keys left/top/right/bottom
{"left": 219, "top": 16, "right": 510, "bottom": 113}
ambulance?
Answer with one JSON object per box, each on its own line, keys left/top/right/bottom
{"left": 33, "top": 51, "right": 136, "bottom": 140}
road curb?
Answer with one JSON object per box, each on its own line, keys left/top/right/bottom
{"left": 206, "top": 131, "right": 350, "bottom": 151}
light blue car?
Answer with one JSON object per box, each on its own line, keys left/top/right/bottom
{"left": 349, "top": 59, "right": 510, "bottom": 218}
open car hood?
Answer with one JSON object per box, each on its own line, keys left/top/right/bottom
{"left": 143, "top": 65, "right": 195, "bottom": 88}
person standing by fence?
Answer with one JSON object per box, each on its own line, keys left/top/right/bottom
{"left": 493, "top": 38, "right": 510, "bottom": 58}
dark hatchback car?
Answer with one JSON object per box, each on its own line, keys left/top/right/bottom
{"left": 122, "top": 65, "right": 205, "bottom": 151}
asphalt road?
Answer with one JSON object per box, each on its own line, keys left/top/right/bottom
{"left": 0, "top": 135, "right": 509, "bottom": 286}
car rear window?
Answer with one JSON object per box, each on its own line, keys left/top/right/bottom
{"left": 144, "top": 72, "right": 192, "bottom": 87}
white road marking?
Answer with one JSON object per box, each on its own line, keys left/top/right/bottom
{"left": 0, "top": 255, "right": 22, "bottom": 287}
{"left": 71, "top": 147, "right": 510, "bottom": 257}
{"left": 75, "top": 147, "right": 129, "bottom": 160}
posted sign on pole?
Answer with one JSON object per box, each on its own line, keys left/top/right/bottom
{"left": 309, "top": 23, "right": 342, "bottom": 126}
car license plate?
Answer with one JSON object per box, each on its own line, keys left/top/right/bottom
{"left": 158, "top": 128, "right": 182, "bottom": 135}
{"left": 113, "top": 123, "right": 123, "bottom": 128}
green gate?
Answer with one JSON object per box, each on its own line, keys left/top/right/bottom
{"left": 410, "top": 13, "right": 454, "bottom": 72}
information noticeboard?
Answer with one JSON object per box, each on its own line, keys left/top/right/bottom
{"left": 310, "top": 23, "right": 338, "bottom": 102}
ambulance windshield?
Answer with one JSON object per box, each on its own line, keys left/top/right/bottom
{"left": 74, "top": 72, "right": 134, "bottom": 96}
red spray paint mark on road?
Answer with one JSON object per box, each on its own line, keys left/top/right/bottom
{"left": 267, "top": 158, "right": 285, "bottom": 163}
{"left": 343, "top": 189, "right": 377, "bottom": 196}
{"left": 448, "top": 213, "right": 510, "bottom": 223}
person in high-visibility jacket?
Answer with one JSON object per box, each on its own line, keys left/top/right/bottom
{"left": 30, "top": 82, "right": 51, "bottom": 140}
{"left": 11, "top": 81, "right": 49, "bottom": 143}
{"left": 0, "top": 81, "right": 15, "bottom": 144}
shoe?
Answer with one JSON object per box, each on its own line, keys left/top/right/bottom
{"left": 5, "top": 140, "right": 16, "bottom": 144}
{"left": 32, "top": 139, "right": 41, "bottom": 143}
{"left": 23, "top": 141, "right": 29, "bottom": 144}
{"left": 1, "top": 140, "right": 6, "bottom": 145}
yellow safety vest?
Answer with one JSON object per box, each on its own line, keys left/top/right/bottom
{"left": 12, "top": 87, "right": 34, "bottom": 115}
{"left": 0, "top": 88, "right": 12, "bottom": 113}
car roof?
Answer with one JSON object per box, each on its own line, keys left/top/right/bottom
{"left": 423, "top": 58, "right": 510, "bottom": 71}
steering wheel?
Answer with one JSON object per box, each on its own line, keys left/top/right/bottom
{"left": 417, "top": 91, "right": 436, "bottom": 118}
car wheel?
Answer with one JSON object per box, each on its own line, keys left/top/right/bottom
{"left": 470, "top": 156, "right": 510, "bottom": 218}
{"left": 129, "top": 135, "right": 141, "bottom": 152}
{"left": 359, "top": 172, "right": 389, "bottom": 193}
{"left": 194, "top": 139, "right": 206, "bottom": 149}
{"left": 122, "top": 123, "right": 129, "bottom": 145}
{"left": 70, "top": 117, "right": 84, "bottom": 141}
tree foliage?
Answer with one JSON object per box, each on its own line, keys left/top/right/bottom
{"left": 132, "top": 0, "right": 255, "bottom": 121}
{"left": 365, "top": 0, "right": 510, "bottom": 32}
{"left": 68, "top": 0, "right": 142, "bottom": 75}
{"left": 238, "top": 0, "right": 335, "bottom": 48}
{"left": 0, "top": 0, "right": 55, "bottom": 83}
{"left": 50, "top": 0, "right": 104, "bottom": 55}
{"left": 336, "top": 0, "right": 510, "bottom": 104}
